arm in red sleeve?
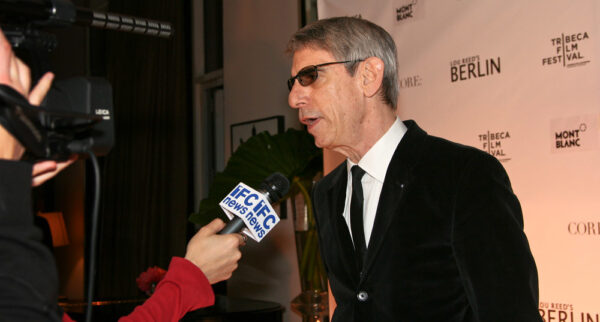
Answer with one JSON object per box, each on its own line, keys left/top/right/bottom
{"left": 118, "top": 257, "right": 215, "bottom": 322}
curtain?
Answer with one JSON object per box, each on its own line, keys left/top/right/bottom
{"left": 92, "top": 0, "right": 192, "bottom": 299}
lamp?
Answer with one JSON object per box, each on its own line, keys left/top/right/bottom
{"left": 37, "top": 212, "right": 70, "bottom": 247}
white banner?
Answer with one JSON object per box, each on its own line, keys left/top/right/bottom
{"left": 320, "top": 0, "right": 600, "bottom": 318}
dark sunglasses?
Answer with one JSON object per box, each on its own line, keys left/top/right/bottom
{"left": 287, "top": 60, "right": 360, "bottom": 91}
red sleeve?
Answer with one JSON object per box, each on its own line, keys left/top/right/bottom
{"left": 118, "top": 257, "right": 215, "bottom": 322}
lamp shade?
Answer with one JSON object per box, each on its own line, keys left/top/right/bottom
{"left": 37, "top": 212, "right": 70, "bottom": 247}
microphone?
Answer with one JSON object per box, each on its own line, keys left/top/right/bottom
{"left": 76, "top": 7, "right": 173, "bottom": 38}
{"left": 218, "top": 173, "right": 290, "bottom": 240}
{"left": 0, "top": 0, "right": 173, "bottom": 38}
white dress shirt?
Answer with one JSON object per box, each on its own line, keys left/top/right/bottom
{"left": 344, "top": 117, "right": 407, "bottom": 246}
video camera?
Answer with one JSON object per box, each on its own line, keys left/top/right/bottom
{"left": 0, "top": 0, "right": 172, "bottom": 160}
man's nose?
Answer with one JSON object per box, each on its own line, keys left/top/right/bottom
{"left": 288, "top": 80, "right": 304, "bottom": 109}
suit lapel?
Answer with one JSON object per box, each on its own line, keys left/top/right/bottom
{"left": 323, "top": 161, "right": 361, "bottom": 282}
{"left": 363, "top": 120, "right": 429, "bottom": 274}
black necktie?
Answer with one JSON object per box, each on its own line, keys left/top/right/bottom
{"left": 350, "top": 165, "right": 367, "bottom": 271}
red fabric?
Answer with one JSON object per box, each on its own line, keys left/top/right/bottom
{"left": 62, "top": 257, "right": 214, "bottom": 322}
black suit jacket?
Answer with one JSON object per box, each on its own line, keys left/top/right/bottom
{"left": 313, "top": 121, "right": 541, "bottom": 322}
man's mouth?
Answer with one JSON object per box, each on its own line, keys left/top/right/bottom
{"left": 300, "top": 116, "right": 321, "bottom": 131}
{"left": 302, "top": 117, "right": 319, "bottom": 126}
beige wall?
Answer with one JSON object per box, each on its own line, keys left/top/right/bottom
{"left": 223, "top": 1, "right": 302, "bottom": 157}
{"left": 222, "top": 1, "right": 302, "bottom": 321}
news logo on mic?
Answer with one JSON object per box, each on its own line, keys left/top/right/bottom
{"left": 220, "top": 182, "right": 280, "bottom": 242}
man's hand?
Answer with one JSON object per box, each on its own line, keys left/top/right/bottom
{"left": 184, "top": 219, "right": 245, "bottom": 284}
{"left": 32, "top": 157, "right": 77, "bottom": 187}
{"left": 0, "top": 125, "right": 24, "bottom": 160}
{"left": 0, "top": 27, "right": 74, "bottom": 186}
{"left": 0, "top": 28, "right": 54, "bottom": 102}
{"left": 0, "top": 28, "right": 54, "bottom": 162}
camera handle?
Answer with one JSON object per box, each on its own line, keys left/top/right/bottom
{"left": 0, "top": 84, "right": 49, "bottom": 158}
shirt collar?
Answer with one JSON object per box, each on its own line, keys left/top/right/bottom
{"left": 347, "top": 117, "right": 407, "bottom": 183}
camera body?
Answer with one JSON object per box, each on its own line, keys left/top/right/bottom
{"left": 45, "top": 77, "right": 114, "bottom": 157}
{"left": 0, "top": 0, "right": 115, "bottom": 160}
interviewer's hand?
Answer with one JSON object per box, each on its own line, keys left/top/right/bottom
{"left": 184, "top": 219, "right": 245, "bottom": 284}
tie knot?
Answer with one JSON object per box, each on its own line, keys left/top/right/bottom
{"left": 351, "top": 165, "right": 366, "bottom": 183}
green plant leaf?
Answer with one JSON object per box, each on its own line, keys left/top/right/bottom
{"left": 189, "top": 128, "right": 322, "bottom": 226}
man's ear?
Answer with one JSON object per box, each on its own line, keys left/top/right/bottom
{"left": 360, "top": 57, "right": 384, "bottom": 98}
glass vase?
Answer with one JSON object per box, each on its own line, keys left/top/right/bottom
{"left": 290, "top": 185, "right": 328, "bottom": 322}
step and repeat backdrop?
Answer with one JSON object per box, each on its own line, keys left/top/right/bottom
{"left": 319, "top": 0, "right": 599, "bottom": 320}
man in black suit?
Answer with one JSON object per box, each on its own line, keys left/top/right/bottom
{"left": 286, "top": 17, "right": 541, "bottom": 322}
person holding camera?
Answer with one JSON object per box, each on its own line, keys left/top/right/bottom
{"left": 0, "top": 29, "right": 245, "bottom": 322}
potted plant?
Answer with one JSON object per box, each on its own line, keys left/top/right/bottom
{"left": 188, "top": 128, "right": 327, "bottom": 320}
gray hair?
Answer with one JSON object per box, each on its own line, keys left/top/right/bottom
{"left": 286, "top": 16, "right": 399, "bottom": 110}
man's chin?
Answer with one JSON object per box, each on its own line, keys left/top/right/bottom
{"left": 313, "top": 138, "right": 332, "bottom": 150}
{"left": 313, "top": 140, "right": 325, "bottom": 148}
{"left": 308, "top": 129, "right": 333, "bottom": 149}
